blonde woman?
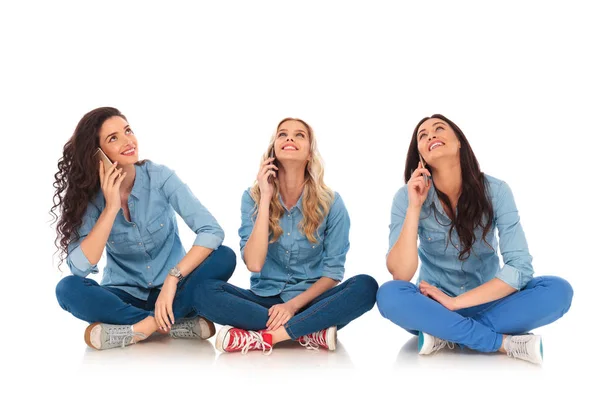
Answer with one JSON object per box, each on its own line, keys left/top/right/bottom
{"left": 201, "top": 118, "right": 378, "bottom": 354}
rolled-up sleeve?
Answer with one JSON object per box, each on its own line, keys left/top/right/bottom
{"left": 161, "top": 168, "right": 224, "bottom": 249}
{"left": 238, "top": 190, "right": 256, "bottom": 261}
{"left": 493, "top": 181, "right": 534, "bottom": 290}
{"left": 66, "top": 203, "right": 100, "bottom": 277}
{"left": 321, "top": 193, "right": 350, "bottom": 282}
{"left": 388, "top": 186, "right": 409, "bottom": 256}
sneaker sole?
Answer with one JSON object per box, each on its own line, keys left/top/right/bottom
{"left": 327, "top": 327, "right": 337, "bottom": 351}
{"left": 215, "top": 325, "right": 233, "bottom": 352}
{"left": 84, "top": 322, "right": 102, "bottom": 350}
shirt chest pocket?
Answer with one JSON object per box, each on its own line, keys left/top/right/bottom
{"left": 297, "top": 240, "right": 323, "bottom": 261}
{"left": 107, "top": 232, "right": 136, "bottom": 254}
{"left": 419, "top": 229, "right": 449, "bottom": 255}
{"left": 147, "top": 211, "right": 172, "bottom": 252}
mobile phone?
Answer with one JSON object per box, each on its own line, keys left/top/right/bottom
{"left": 94, "top": 148, "right": 113, "bottom": 171}
{"left": 418, "top": 153, "right": 430, "bottom": 186}
{"left": 268, "top": 146, "right": 275, "bottom": 183}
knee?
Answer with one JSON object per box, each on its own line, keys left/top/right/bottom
{"left": 376, "top": 280, "right": 415, "bottom": 318}
{"left": 214, "top": 245, "right": 237, "bottom": 273}
{"left": 545, "top": 276, "right": 574, "bottom": 312}
{"left": 55, "top": 275, "right": 86, "bottom": 309}
{"left": 351, "top": 274, "right": 379, "bottom": 308}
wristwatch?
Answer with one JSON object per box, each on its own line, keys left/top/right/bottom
{"left": 168, "top": 266, "right": 184, "bottom": 282}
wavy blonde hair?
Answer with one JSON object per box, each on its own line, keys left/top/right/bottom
{"left": 250, "top": 118, "right": 335, "bottom": 244}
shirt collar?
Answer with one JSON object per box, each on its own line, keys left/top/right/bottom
{"left": 279, "top": 191, "right": 304, "bottom": 214}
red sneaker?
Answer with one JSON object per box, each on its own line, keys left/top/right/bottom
{"left": 215, "top": 325, "right": 273, "bottom": 354}
{"left": 297, "top": 326, "right": 337, "bottom": 351}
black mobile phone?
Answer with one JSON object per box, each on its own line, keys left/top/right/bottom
{"left": 418, "top": 154, "right": 429, "bottom": 186}
{"left": 268, "top": 146, "right": 275, "bottom": 183}
{"left": 94, "top": 148, "right": 113, "bottom": 171}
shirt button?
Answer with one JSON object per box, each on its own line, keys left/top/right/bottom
{"left": 147, "top": 266, "right": 150, "bottom": 269}
{"left": 148, "top": 282, "right": 152, "bottom": 286}
{"left": 286, "top": 250, "right": 289, "bottom": 254}
{"left": 460, "top": 286, "right": 464, "bottom": 290}
{"left": 312, "top": 245, "right": 315, "bottom": 248}
{"left": 160, "top": 223, "right": 164, "bottom": 227}
{"left": 111, "top": 241, "right": 115, "bottom": 244}
{"left": 288, "top": 214, "right": 291, "bottom": 217}
{"left": 287, "top": 232, "right": 290, "bottom": 236}
{"left": 428, "top": 237, "right": 431, "bottom": 241}
{"left": 139, "top": 242, "right": 143, "bottom": 246}
{"left": 132, "top": 223, "right": 136, "bottom": 227}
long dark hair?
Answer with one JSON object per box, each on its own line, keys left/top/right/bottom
{"left": 404, "top": 114, "right": 494, "bottom": 260}
{"left": 50, "top": 107, "right": 127, "bottom": 266}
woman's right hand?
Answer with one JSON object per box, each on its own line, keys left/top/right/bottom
{"left": 257, "top": 157, "right": 278, "bottom": 199}
{"left": 99, "top": 161, "right": 127, "bottom": 212}
{"left": 407, "top": 162, "right": 431, "bottom": 209}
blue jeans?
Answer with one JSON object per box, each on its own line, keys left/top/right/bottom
{"left": 198, "top": 274, "right": 378, "bottom": 340}
{"left": 56, "top": 246, "right": 237, "bottom": 325}
{"left": 376, "top": 276, "right": 573, "bottom": 352}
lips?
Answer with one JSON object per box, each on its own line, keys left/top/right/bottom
{"left": 121, "top": 146, "right": 136, "bottom": 156}
{"left": 428, "top": 140, "right": 444, "bottom": 151}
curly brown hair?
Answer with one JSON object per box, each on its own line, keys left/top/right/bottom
{"left": 50, "top": 107, "right": 127, "bottom": 266}
{"left": 405, "top": 114, "right": 494, "bottom": 261}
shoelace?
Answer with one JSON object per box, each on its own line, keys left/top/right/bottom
{"left": 106, "top": 326, "right": 147, "bottom": 348}
{"left": 170, "top": 319, "right": 199, "bottom": 339}
{"left": 431, "top": 337, "right": 455, "bottom": 353}
{"left": 229, "top": 330, "right": 272, "bottom": 355}
{"left": 298, "top": 331, "right": 327, "bottom": 351}
{"left": 505, "top": 336, "right": 532, "bottom": 360}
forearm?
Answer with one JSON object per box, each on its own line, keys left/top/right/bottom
{"left": 455, "top": 278, "right": 517, "bottom": 309}
{"left": 243, "top": 199, "right": 271, "bottom": 272}
{"left": 288, "top": 277, "right": 338, "bottom": 310}
{"left": 386, "top": 206, "right": 421, "bottom": 281}
{"left": 79, "top": 207, "right": 119, "bottom": 265}
{"left": 173, "top": 245, "right": 214, "bottom": 278}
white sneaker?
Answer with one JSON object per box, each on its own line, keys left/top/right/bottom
{"left": 504, "top": 334, "right": 543, "bottom": 364}
{"left": 418, "top": 331, "right": 455, "bottom": 355}
{"left": 169, "top": 316, "right": 216, "bottom": 340}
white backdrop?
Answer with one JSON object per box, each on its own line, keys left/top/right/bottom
{"left": 1, "top": 0, "right": 597, "bottom": 398}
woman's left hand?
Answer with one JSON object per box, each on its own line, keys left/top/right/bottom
{"left": 266, "top": 302, "right": 299, "bottom": 331}
{"left": 155, "top": 277, "right": 178, "bottom": 332}
{"left": 419, "top": 281, "right": 460, "bottom": 311}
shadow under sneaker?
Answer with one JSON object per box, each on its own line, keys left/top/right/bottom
{"left": 84, "top": 323, "right": 147, "bottom": 350}
{"left": 169, "top": 316, "right": 216, "bottom": 340}
{"left": 504, "top": 334, "right": 543, "bottom": 364}
{"left": 418, "top": 331, "right": 455, "bottom": 355}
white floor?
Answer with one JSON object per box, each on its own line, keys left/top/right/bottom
{"left": 15, "top": 284, "right": 594, "bottom": 399}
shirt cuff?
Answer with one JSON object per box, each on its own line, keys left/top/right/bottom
{"left": 322, "top": 266, "right": 344, "bottom": 282}
{"left": 66, "top": 246, "right": 99, "bottom": 277}
{"left": 193, "top": 232, "right": 224, "bottom": 249}
{"left": 495, "top": 264, "right": 530, "bottom": 290}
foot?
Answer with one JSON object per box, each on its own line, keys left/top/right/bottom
{"left": 84, "top": 322, "right": 147, "bottom": 350}
{"left": 297, "top": 327, "right": 337, "bottom": 351}
{"left": 504, "top": 334, "right": 543, "bottom": 364}
{"left": 215, "top": 325, "right": 273, "bottom": 354}
{"left": 169, "top": 316, "right": 216, "bottom": 340}
{"left": 418, "top": 331, "right": 454, "bottom": 355}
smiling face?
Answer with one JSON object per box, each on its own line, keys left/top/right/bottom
{"left": 98, "top": 116, "right": 139, "bottom": 165}
{"left": 416, "top": 117, "right": 461, "bottom": 165}
{"left": 273, "top": 119, "right": 311, "bottom": 163}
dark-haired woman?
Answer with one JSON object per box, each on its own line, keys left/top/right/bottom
{"left": 376, "top": 114, "right": 573, "bottom": 364}
{"left": 52, "top": 107, "right": 236, "bottom": 350}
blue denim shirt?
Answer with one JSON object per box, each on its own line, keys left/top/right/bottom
{"left": 239, "top": 189, "right": 350, "bottom": 302}
{"left": 388, "top": 174, "right": 534, "bottom": 296}
{"left": 66, "top": 160, "right": 224, "bottom": 300}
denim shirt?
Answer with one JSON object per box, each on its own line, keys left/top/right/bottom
{"left": 66, "top": 160, "right": 224, "bottom": 300}
{"left": 239, "top": 189, "right": 350, "bottom": 302}
{"left": 388, "top": 174, "right": 534, "bottom": 296}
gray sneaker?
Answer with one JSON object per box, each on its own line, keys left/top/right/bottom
{"left": 84, "top": 323, "right": 147, "bottom": 350}
{"left": 169, "top": 316, "right": 216, "bottom": 340}
{"left": 504, "top": 334, "right": 543, "bottom": 364}
{"left": 418, "top": 331, "right": 455, "bottom": 355}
